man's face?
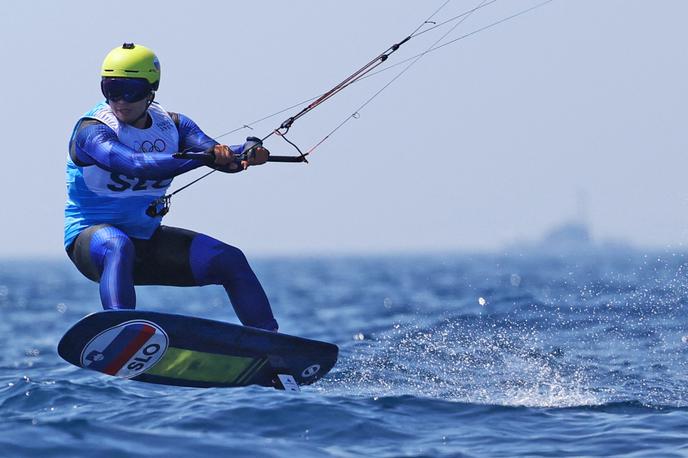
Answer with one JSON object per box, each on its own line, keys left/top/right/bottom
{"left": 109, "top": 97, "right": 150, "bottom": 125}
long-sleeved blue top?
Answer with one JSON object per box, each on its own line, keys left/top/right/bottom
{"left": 64, "top": 102, "right": 243, "bottom": 248}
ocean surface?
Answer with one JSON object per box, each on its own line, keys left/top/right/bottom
{"left": 1, "top": 249, "right": 687, "bottom": 457}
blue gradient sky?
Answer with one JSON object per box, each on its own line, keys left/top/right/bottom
{"left": 1, "top": 0, "right": 686, "bottom": 257}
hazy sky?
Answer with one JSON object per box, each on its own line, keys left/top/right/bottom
{"left": 1, "top": 0, "right": 686, "bottom": 257}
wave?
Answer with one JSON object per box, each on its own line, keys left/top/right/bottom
{"left": 322, "top": 314, "right": 688, "bottom": 409}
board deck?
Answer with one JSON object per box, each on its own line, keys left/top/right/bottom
{"left": 58, "top": 311, "right": 338, "bottom": 390}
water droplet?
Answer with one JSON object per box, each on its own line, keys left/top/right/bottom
{"left": 478, "top": 297, "right": 487, "bottom": 306}
{"left": 56, "top": 303, "right": 67, "bottom": 313}
{"left": 353, "top": 332, "right": 365, "bottom": 341}
{"left": 682, "top": 335, "right": 688, "bottom": 344}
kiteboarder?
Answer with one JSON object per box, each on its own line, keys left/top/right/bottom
{"left": 64, "top": 43, "right": 278, "bottom": 332}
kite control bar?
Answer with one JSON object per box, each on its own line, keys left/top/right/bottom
{"left": 173, "top": 151, "right": 306, "bottom": 163}
{"left": 173, "top": 136, "right": 307, "bottom": 164}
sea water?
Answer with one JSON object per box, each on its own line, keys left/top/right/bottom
{"left": 0, "top": 250, "right": 687, "bottom": 457}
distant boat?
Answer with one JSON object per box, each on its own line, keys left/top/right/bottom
{"left": 540, "top": 222, "right": 591, "bottom": 248}
{"left": 505, "top": 221, "right": 633, "bottom": 256}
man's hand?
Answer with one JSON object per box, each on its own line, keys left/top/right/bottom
{"left": 209, "top": 144, "right": 242, "bottom": 171}
{"left": 184, "top": 138, "right": 270, "bottom": 171}
{"left": 240, "top": 137, "right": 270, "bottom": 170}
{"left": 212, "top": 144, "right": 234, "bottom": 166}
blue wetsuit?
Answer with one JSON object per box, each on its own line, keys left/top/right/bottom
{"left": 65, "top": 102, "right": 278, "bottom": 331}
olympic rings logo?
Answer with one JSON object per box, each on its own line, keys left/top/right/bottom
{"left": 139, "top": 139, "right": 167, "bottom": 152}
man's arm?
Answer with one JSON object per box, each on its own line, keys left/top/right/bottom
{"left": 70, "top": 119, "right": 205, "bottom": 180}
{"left": 175, "top": 113, "right": 245, "bottom": 173}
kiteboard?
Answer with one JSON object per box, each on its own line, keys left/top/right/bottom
{"left": 58, "top": 310, "right": 338, "bottom": 391}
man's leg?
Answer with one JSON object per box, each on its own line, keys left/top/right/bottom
{"left": 134, "top": 226, "right": 278, "bottom": 331}
{"left": 68, "top": 224, "right": 136, "bottom": 310}
{"left": 189, "top": 233, "right": 278, "bottom": 331}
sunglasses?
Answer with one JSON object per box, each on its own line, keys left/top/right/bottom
{"left": 101, "top": 78, "right": 152, "bottom": 103}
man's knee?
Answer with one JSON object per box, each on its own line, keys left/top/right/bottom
{"left": 69, "top": 224, "right": 134, "bottom": 282}
{"left": 216, "top": 244, "right": 248, "bottom": 268}
{"left": 191, "top": 235, "right": 250, "bottom": 284}
{"left": 100, "top": 232, "right": 135, "bottom": 259}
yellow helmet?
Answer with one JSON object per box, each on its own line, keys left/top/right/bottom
{"left": 101, "top": 43, "right": 160, "bottom": 90}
